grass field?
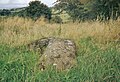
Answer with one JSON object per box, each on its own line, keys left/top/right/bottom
{"left": 0, "top": 17, "right": 120, "bottom": 82}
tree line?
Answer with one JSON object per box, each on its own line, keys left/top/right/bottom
{"left": 0, "top": 1, "right": 51, "bottom": 21}
{"left": 55, "top": 0, "right": 120, "bottom": 21}
{"left": 0, "top": 0, "right": 120, "bottom": 22}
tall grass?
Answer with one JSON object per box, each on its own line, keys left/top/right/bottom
{"left": 0, "top": 17, "right": 120, "bottom": 46}
{"left": 0, "top": 17, "right": 120, "bottom": 82}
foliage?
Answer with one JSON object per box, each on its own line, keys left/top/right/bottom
{"left": 54, "top": 0, "right": 120, "bottom": 21}
{"left": 0, "top": 9, "right": 11, "bottom": 16}
{"left": 55, "top": 0, "right": 86, "bottom": 22}
{"left": 51, "top": 16, "right": 63, "bottom": 23}
{"left": 92, "top": 0, "right": 120, "bottom": 20}
{"left": 24, "top": 0, "right": 52, "bottom": 20}
{"left": 1, "top": 1, "right": 52, "bottom": 20}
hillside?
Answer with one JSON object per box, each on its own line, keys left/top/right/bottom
{"left": 10, "top": 7, "right": 26, "bottom": 13}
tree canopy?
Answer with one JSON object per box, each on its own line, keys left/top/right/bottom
{"left": 0, "top": 9, "right": 11, "bottom": 16}
{"left": 54, "top": 0, "right": 120, "bottom": 21}
{"left": 92, "top": 0, "right": 120, "bottom": 20}
{"left": 25, "top": 0, "right": 52, "bottom": 20}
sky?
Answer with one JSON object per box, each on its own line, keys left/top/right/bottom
{"left": 0, "top": 0, "right": 57, "bottom": 9}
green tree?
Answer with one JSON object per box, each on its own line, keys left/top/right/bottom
{"left": 55, "top": 0, "right": 86, "bottom": 22}
{"left": 25, "top": 0, "right": 51, "bottom": 20}
{"left": 55, "top": 0, "right": 120, "bottom": 21}
{"left": 0, "top": 9, "right": 11, "bottom": 16}
{"left": 91, "top": 0, "right": 120, "bottom": 20}
{"left": 55, "top": 0, "right": 97, "bottom": 22}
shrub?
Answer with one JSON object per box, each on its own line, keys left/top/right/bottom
{"left": 51, "top": 16, "right": 63, "bottom": 23}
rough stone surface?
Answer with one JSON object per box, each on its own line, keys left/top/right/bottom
{"left": 27, "top": 37, "right": 77, "bottom": 70}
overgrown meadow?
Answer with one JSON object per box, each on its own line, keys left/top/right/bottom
{"left": 0, "top": 17, "right": 120, "bottom": 82}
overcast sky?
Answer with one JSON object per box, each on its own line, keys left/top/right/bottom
{"left": 0, "top": 0, "right": 57, "bottom": 9}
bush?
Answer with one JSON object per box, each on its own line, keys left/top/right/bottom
{"left": 51, "top": 16, "right": 63, "bottom": 23}
{"left": 0, "top": 9, "right": 11, "bottom": 16}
